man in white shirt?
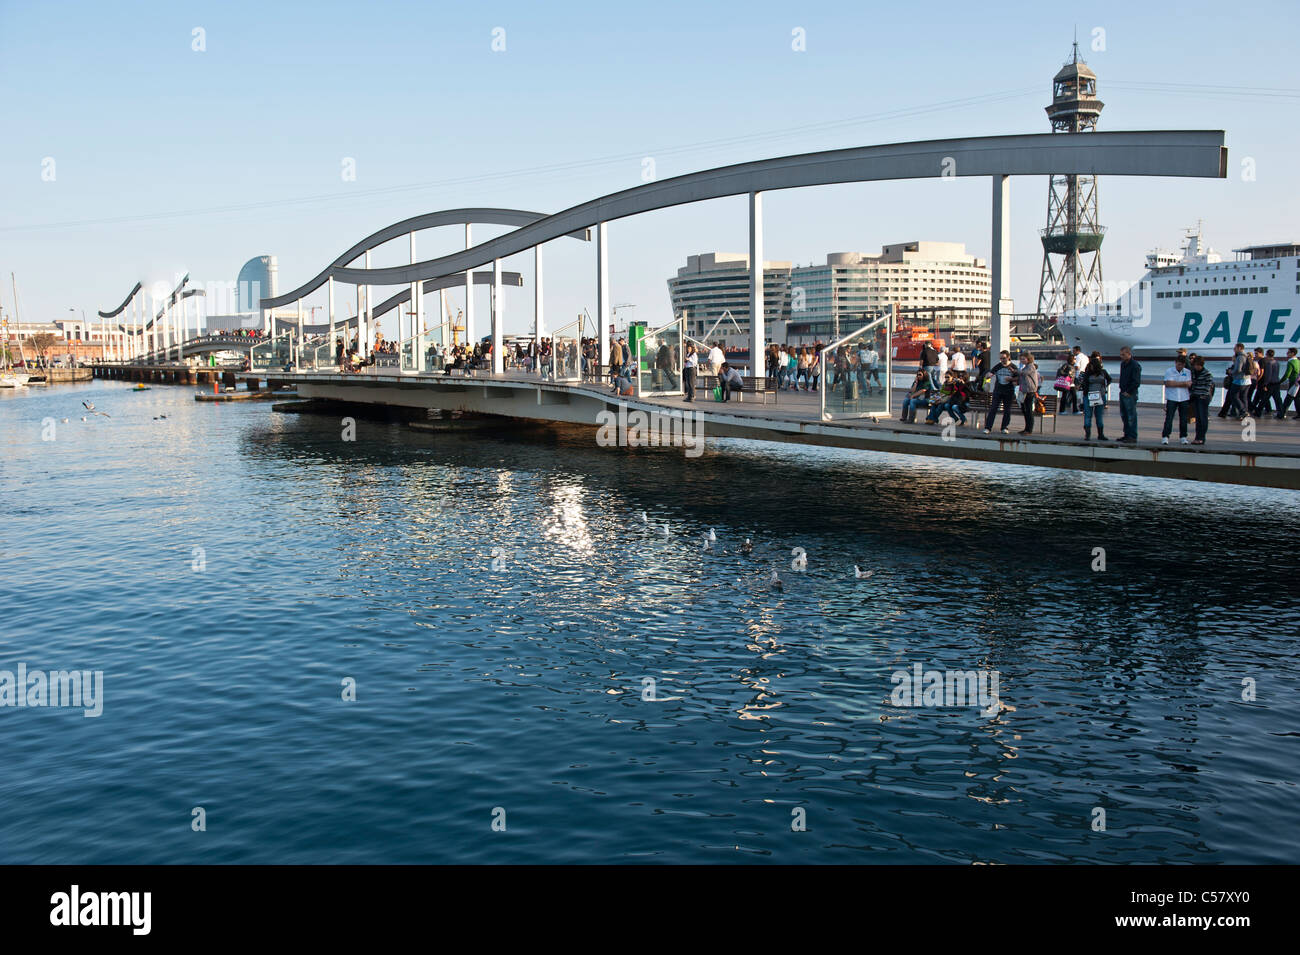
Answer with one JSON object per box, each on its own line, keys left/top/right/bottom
{"left": 1160, "top": 354, "right": 1193, "bottom": 445}
{"left": 950, "top": 348, "right": 967, "bottom": 374}
{"left": 682, "top": 345, "right": 698, "bottom": 402}
{"left": 937, "top": 348, "right": 950, "bottom": 379}
{"left": 1072, "top": 346, "right": 1088, "bottom": 378}
{"left": 863, "top": 345, "right": 880, "bottom": 394}
{"left": 708, "top": 342, "right": 725, "bottom": 375}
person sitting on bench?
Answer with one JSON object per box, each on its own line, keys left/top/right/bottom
{"left": 718, "top": 363, "right": 742, "bottom": 402}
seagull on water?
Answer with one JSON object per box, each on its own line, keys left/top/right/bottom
{"left": 638, "top": 511, "right": 648, "bottom": 523}
{"left": 740, "top": 538, "right": 753, "bottom": 554}
{"left": 791, "top": 547, "right": 807, "bottom": 571}
{"left": 854, "top": 565, "right": 874, "bottom": 579}
{"left": 660, "top": 523, "right": 670, "bottom": 538}
{"left": 768, "top": 569, "right": 784, "bottom": 591}
{"left": 702, "top": 535, "right": 713, "bottom": 553}
{"left": 706, "top": 528, "right": 717, "bottom": 542}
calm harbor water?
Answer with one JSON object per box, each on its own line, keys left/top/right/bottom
{"left": 1, "top": 379, "right": 1298, "bottom": 864}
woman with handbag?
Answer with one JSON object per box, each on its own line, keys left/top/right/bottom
{"left": 1054, "top": 354, "right": 1078, "bottom": 414}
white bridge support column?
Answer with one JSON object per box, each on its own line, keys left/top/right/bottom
{"left": 597, "top": 221, "right": 609, "bottom": 370}
{"left": 363, "top": 249, "right": 372, "bottom": 357}
{"left": 297, "top": 298, "right": 304, "bottom": 367}
{"left": 990, "top": 174, "right": 1012, "bottom": 361}
{"left": 534, "top": 245, "right": 543, "bottom": 358}
{"left": 491, "top": 257, "right": 504, "bottom": 374}
{"left": 748, "top": 191, "right": 764, "bottom": 377}
{"left": 464, "top": 224, "right": 474, "bottom": 345}
{"left": 328, "top": 275, "right": 336, "bottom": 366}
{"left": 410, "top": 232, "right": 422, "bottom": 372}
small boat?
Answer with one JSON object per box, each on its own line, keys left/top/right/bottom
{"left": 131, "top": 383, "right": 151, "bottom": 391}
{"left": 891, "top": 325, "right": 946, "bottom": 362}
{"left": 0, "top": 372, "right": 29, "bottom": 388}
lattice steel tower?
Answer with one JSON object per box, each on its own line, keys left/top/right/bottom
{"left": 1038, "top": 42, "right": 1105, "bottom": 316}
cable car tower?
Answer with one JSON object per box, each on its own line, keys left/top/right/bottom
{"left": 1038, "top": 42, "right": 1105, "bottom": 317}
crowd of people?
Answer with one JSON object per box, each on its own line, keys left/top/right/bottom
{"left": 898, "top": 340, "right": 1300, "bottom": 446}
{"left": 316, "top": 325, "right": 1300, "bottom": 448}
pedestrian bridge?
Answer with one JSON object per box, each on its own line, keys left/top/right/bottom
{"left": 270, "top": 367, "right": 1300, "bottom": 490}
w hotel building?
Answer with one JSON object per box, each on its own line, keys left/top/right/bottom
{"left": 668, "top": 242, "right": 991, "bottom": 345}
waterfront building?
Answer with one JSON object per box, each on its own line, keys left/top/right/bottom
{"left": 668, "top": 243, "right": 991, "bottom": 346}
{"left": 787, "top": 243, "right": 991, "bottom": 343}
{"left": 667, "top": 253, "right": 792, "bottom": 345}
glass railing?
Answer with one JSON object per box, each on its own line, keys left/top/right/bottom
{"left": 551, "top": 316, "right": 583, "bottom": 382}
{"left": 637, "top": 316, "right": 684, "bottom": 397}
{"left": 424, "top": 321, "right": 450, "bottom": 373}
{"left": 301, "top": 338, "right": 332, "bottom": 370}
{"left": 250, "top": 333, "right": 296, "bottom": 372}
{"left": 820, "top": 307, "right": 893, "bottom": 421}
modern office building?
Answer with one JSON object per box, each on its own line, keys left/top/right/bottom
{"left": 668, "top": 243, "right": 991, "bottom": 346}
{"left": 785, "top": 242, "right": 992, "bottom": 343}
{"left": 236, "top": 255, "right": 279, "bottom": 313}
{"left": 667, "top": 253, "right": 792, "bottom": 344}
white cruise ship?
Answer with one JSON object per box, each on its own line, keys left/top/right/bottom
{"left": 1057, "top": 227, "right": 1299, "bottom": 359}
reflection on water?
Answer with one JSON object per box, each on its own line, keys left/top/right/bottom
{"left": 1, "top": 380, "right": 1298, "bottom": 864}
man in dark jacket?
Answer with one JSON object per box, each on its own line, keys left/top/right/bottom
{"left": 1189, "top": 355, "right": 1216, "bottom": 444}
{"left": 974, "top": 340, "right": 990, "bottom": 390}
{"left": 921, "top": 340, "right": 940, "bottom": 388}
{"left": 982, "top": 350, "right": 1019, "bottom": 434}
{"left": 1118, "top": 345, "right": 1142, "bottom": 443}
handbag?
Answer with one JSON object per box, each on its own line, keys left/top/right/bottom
{"left": 712, "top": 386, "right": 722, "bottom": 401}
{"left": 1054, "top": 375, "right": 1073, "bottom": 390}
{"left": 1034, "top": 395, "right": 1046, "bottom": 416}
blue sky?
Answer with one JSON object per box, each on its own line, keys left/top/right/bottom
{"left": 2, "top": 0, "right": 1297, "bottom": 338}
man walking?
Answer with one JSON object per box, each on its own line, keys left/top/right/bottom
{"left": 1276, "top": 347, "right": 1300, "bottom": 419}
{"left": 982, "top": 349, "right": 1019, "bottom": 434}
{"left": 1160, "top": 354, "right": 1193, "bottom": 445}
{"left": 1117, "top": 345, "right": 1142, "bottom": 443}
{"left": 1220, "top": 343, "right": 1246, "bottom": 418}
{"left": 1253, "top": 348, "right": 1281, "bottom": 417}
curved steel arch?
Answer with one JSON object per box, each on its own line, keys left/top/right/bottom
{"left": 263, "top": 208, "right": 591, "bottom": 309}
{"left": 319, "top": 130, "right": 1226, "bottom": 290}
{"left": 271, "top": 270, "right": 524, "bottom": 333}
{"left": 98, "top": 282, "right": 143, "bottom": 319}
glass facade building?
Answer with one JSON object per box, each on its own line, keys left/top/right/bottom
{"left": 237, "top": 255, "right": 279, "bottom": 313}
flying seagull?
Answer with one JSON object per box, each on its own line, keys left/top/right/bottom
{"left": 81, "top": 400, "right": 110, "bottom": 418}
